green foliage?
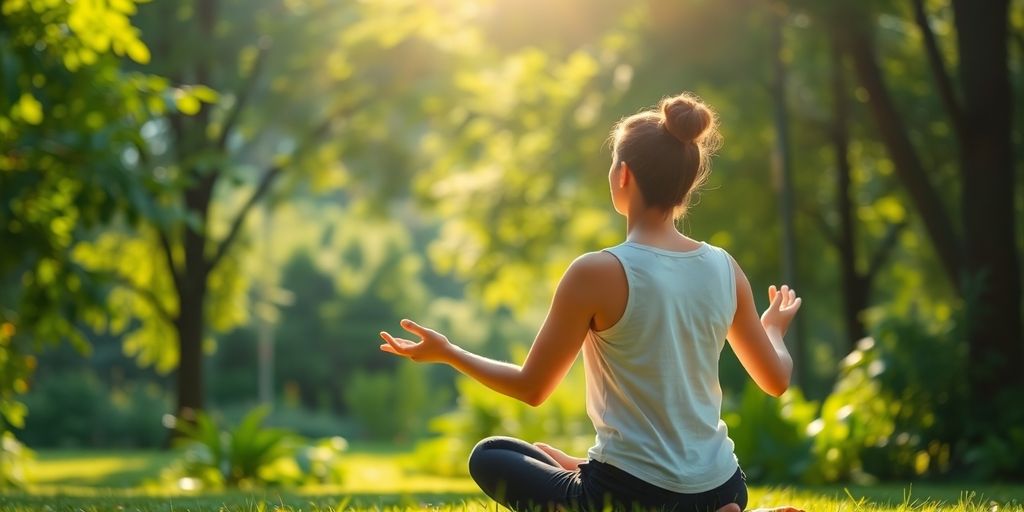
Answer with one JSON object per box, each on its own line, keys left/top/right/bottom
{"left": 18, "top": 371, "right": 169, "bottom": 449}
{"left": 168, "top": 405, "right": 325, "bottom": 489}
{"left": 0, "top": 431, "right": 32, "bottom": 489}
{"left": 1, "top": 0, "right": 162, "bottom": 472}
{"left": 806, "top": 339, "right": 898, "bottom": 485}
{"left": 857, "top": 313, "right": 1024, "bottom": 481}
{"left": 343, "top": 363, "right": 448, "bottom": 442}
{"left": 272, "top": 212, "right": 430, "bottom": 413}
{"left": 418, "top": 44, "right": 631, "bottom": 313}
{"left": 293, "top": 436, "right": 349, "bottom": 487}
{"left": 725, "top": 382, "right": 817, "bottom": 482}
{"left": 2, "top": 0, "right": 1022, "bottom": 488}
{"left": 410, "top": 361, "right": 591, "bottom": 477}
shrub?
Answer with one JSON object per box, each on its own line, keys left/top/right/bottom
{"left": 804, "top": 338, "right": 897, "bottom": 484}
{"left": 165, "top": 405, "right": 346, "bottom": 490}
{"left": 344, "top": 363, "right": 449, "bottom": 441}
{"left": 20, "top": 371, "right": 105, "bottom": 447}
{"left": 724, "top": 381, "right": 816, "bottom": 482}
{"left": 410, "top": 362, "right": 591, "bottom": 477}
{"left": 20, "top": 371, "right": 169, "bottom": 448}
{"left": 0, "top": 432, "right": 32, "bottom": 489}
{"left": 170, "top": 406, "right": 301, "bottom": 489}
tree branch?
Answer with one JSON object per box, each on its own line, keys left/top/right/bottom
{"left": 110, "top": 274, "right": 176, "bottom": 325}
{"left": 132, "top": 139, "right": 182, "bottom": 298}
{"left": 842, "top": 22, "right": 963, "bottom": 288}
{"left": 865, "top": 220, "right": 908, "bottom": 282}
{"left": 206, "top": 103, "right": 351, "bottom": 272}
{"left": 217, "top": 38, "right": 272, "bottom": 150}
{"left": 158, "top": 229, "right": 181, "bottom": 296}
{"left": 804, "top": 206, "right": 840, "bottom": 248}
{"left": 911, "top": 0, "right": 966, "bottom": 140}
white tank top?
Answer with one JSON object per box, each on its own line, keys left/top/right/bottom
{"left": 583, "top": 240, "right": 739, "bottom": 493}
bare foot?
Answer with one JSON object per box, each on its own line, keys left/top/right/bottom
{"left": 749, "top": 507, "right": 805, "bottom": 512}
{"left": 717, "top": 504, "right": 741, "bottom": 512}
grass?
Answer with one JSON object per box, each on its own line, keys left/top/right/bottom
{"left": 3, "top": 447, "right": 1023, "bottom": 511}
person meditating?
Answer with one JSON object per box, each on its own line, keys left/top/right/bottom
{"left": 378, "top": 92, "right": 804, "bottom": 512}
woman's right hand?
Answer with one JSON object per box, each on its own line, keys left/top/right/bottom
{"left": 760, "top": 284, "right": 801, "bottom": 337}
{"left": 379, "top": 319, "right": 455, "bottom": 364}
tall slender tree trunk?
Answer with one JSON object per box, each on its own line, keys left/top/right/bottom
{"left": 843, "top": 27, "right": 963, "bottom": 287}
{"left": 171, "top": 0, "right": 218, "bottom": 422}
{"left": 951, "top": 0, "right": 1023, "bottom": 399}
{"left": 175, "top": 174, "right": 215, "bottom": 420}
{"left": 175, "top": 281, "right": 206, "bottom": 420}
{"left": 828, "top": 38, "right": 869, "bottom": 348}
{"left": 769, "top": 13, "right": 803, "bottom": 383}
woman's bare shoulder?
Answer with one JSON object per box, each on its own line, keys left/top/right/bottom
{"left": 567, "top": 251, "right": 623, "bottom": 279}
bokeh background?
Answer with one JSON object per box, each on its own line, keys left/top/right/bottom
{"left": 1, "top": 0, "right": 1023, "bottom": 494}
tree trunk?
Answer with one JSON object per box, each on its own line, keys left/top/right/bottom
{"left": 769, "top": 13, "right": 803, "bottom": 385}
{"left": 842, "top": 23, "right": 963, "bottom": 288}
{"left": 175, "top": 173, "right": 216, "bottom": 421}
{"left": 173, "top": 0, "right": 219, "bottom": 423}
{"left": 829, "top": 38, "right": 868, "bottom": 348}
{"left": 950, "top": 0, "right": 1023, "bottom": 399}
{"left": 175, "top": 280, "right": 206, "bottom": 421}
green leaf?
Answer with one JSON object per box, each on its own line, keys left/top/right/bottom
{"left": 190, "top": 85, "right": 219, "bottom": 103}
{"left": 15, "top": 93, "right": 43, "bottom": 125}
{"left": 174, "top": 90, "right": 201, "bottom": 115}
{"left": 127, "top": 40, "right": 151, "bottom": 64}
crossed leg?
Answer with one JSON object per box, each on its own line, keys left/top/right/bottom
{"left": 468, "top": 437, "right": 795, "bottom": 512}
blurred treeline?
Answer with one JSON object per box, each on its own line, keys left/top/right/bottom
{"left": 1, "top": 0, "right": 1023, "bottom": 486}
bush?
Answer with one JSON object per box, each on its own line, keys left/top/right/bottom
{"left": 218, "top": 402, "right": 358, "bottom": 440}
{"left": 851, "top": 314, "right": 1024, "bottom": 481}
{"left": 344, "top": 363, "right": 449, "bottom": 441}
{"left": 164, "top": 405, "right": 348, "bottom": 490}
{"left": 170, "top": 405, "right": 301, "bottom": 489}
{"left": 19, "top": 371, "right": 169, "bottom": 448}
{"left": 724, "top": 381, "right": 816, "bottom": 482}
{"left": 805, "top": 338, "right": 897, "bottom": 484}
{"left": 0, "top": 432, "right": 32, "bottom": 489}
{"left": 20, "top": 371, "right": 104, "bottom": 447}
{"left": 410, "top": 362, "right": 591, "bottom": 477}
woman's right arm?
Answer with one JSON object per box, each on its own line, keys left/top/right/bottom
{"left": 726, "top": 258, "right": 801, "bottom": 397}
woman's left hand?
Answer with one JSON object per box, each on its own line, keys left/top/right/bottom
{"left": 379, "top": 319, "right": 454, "bottom": 364}
{"left": 534, "top": 442, "right": 586, "bottom": 471}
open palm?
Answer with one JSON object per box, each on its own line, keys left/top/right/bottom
{"left": 379, "top": 319, "right": 453, "bottom": 363}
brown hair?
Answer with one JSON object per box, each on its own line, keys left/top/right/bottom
{"left": 610, "top": 92, "right": 721, "bottom": 217}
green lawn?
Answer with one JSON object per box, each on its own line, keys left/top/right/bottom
{"left": 3, "top": 448, "right": 1023, "bottom": 511}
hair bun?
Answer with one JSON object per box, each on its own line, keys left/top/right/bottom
{"left": 660, "top": 93, "right": 714, "bottom": 143}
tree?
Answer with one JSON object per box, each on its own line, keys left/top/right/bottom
{"left": 822, "top": 32, "right": 906, "bottom": 349}
{"left": 828, "top": 0, "right": 1022, "bottom": 411}
{"left": 71, "top": 0, "right": 477, "bottom": 421}
{"left": 1, "top": 0, "right": 159, "bottom": 483}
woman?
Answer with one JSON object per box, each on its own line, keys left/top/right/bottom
{"left": 379, "top": 92, "right": 803, "bottom": 512}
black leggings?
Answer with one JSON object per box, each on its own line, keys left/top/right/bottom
{"left": 468, "top": 436, "right": 748, "bottom": 512}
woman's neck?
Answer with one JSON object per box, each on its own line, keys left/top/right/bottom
{"left": 625, "top": 205, "right": 682, "bottom": 245}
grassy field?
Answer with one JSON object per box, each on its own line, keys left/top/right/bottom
{"left": 2, "top": 448, "right": 1023, "bottom": 511}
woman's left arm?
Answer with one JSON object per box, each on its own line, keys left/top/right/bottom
{"left": 379, "top": 253, "right": 604, "bottom": 406}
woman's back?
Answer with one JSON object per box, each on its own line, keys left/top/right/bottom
{"left": 584, "top": 240, "right": 738, "bottom": 493}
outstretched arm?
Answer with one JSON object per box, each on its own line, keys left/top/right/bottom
{"left": 726, "top": 257, "right": 801, "bottom": 397}
{"left": 379, "top": 253, "right": 605, "bottom": 406}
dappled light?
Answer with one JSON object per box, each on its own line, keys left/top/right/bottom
{"left": 2, "top": 0, "right": 1024, "bottom": 510}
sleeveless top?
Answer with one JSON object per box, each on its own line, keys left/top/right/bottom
{"left": 583, "top": 240, "right": 739, "bottom": 493}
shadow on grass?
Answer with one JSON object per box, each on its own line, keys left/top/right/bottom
{"left": 0, "top": 491, "right": 487, "bottom": 511}
{"left": 31, "top": 450, "right": 180, "bottom": 488}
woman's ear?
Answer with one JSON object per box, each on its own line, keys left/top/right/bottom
{"left": 619, "top": 162, "right": 632, "bottom": 189}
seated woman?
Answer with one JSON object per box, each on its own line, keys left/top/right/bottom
{"left": 379, "top": 92, "right": 804, "bottom": 512}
